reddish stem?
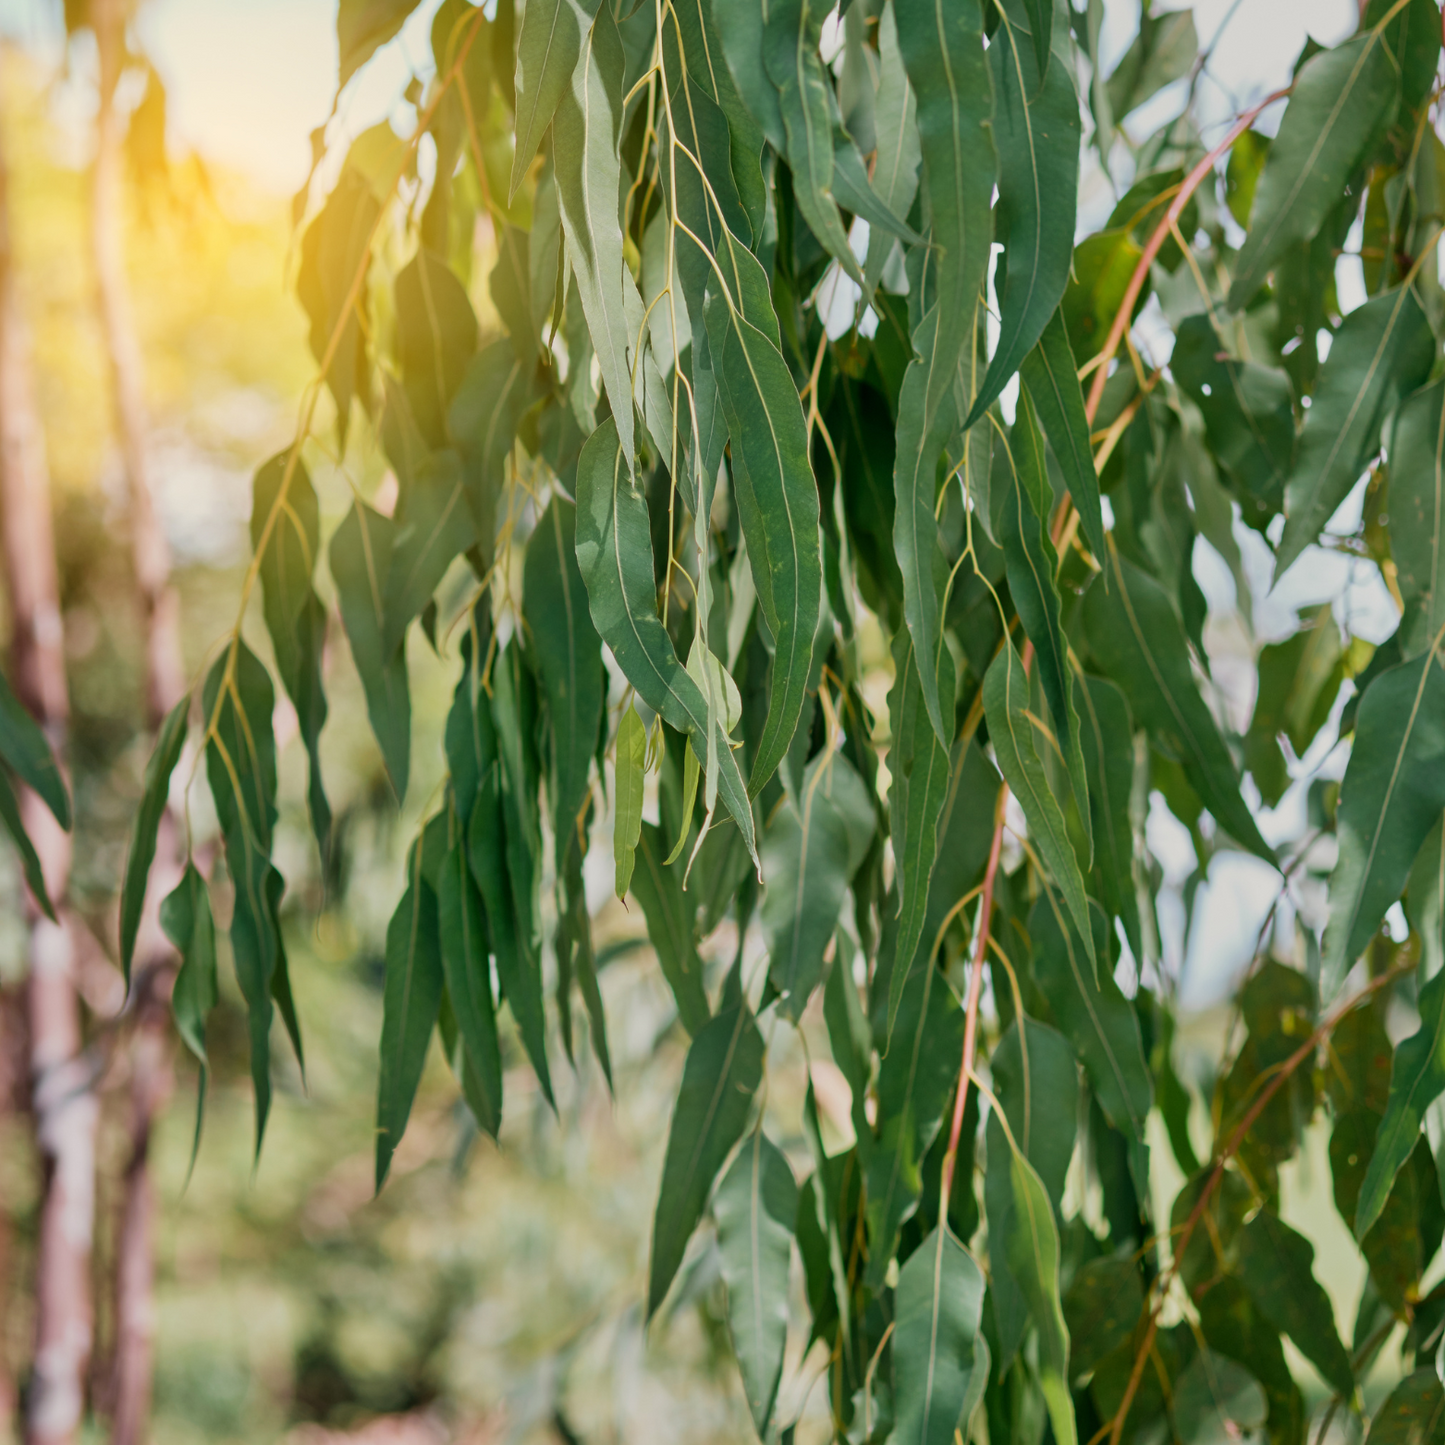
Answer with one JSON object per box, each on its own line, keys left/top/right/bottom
{"left": 1084, "top": 86, "right": 1292, "bottom": 427}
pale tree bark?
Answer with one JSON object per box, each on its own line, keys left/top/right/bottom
{"left": 0, "top": 62, "right": 96, "bottom": 1445}
{"left": 89, "top": 3, "right": 188, "bottom": 1441}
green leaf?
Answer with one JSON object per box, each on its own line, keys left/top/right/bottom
{"left": 1323, "top": 650, "right": 1445, "bottom": 996}
{"left": 1076, "top": 675, "right": 1142, "bottom": 961}
{"left": 119, "top": 693, "right": 189, "bottom": 977}
{"left": 1171, "top": 315, "right": 1295, "bottom": 530}
{"left": 613, "top": 702, "right": 646, "bottom": 899}
{"left": 1083, "top": 548, "right": 1274, "bottom": 864}
{"left": 1247, "top": 607, "right": 1345, "bottom": 803}
{"left": 1061, "top": 228, "right": 1145, "bottom": 363}
{"left": 1367, "top": 1370, "right": 1445, "bottom": 1445}
{"left": 999, "top": 1129, "right": 1076, "bottom": 1445}
{"left": 893, "top": 0, "right": 995, "bottom": 743}
{"left": 885, "top": 629, "right": 956, "bottom": 1036}
{"left": 0, "top": 767, "right": 56, "bottom": 921}
{"left": 450, "top": 341, "right": 534, "bottom": 561}
{"left": 865, "top": 957, "right": 965, "bottom": 1287}
{"left": 1020, "top": 307, "right": 1106, "bottom": 562}
{"left": 160, "top": 863, "right": 220, "bottom": 1173}
{"left": 966, "top": 0, "right": 1080, "bottom": 427}
{"left": 1064, "top": 1257, "right": 1143, "bottom": 1378}
{"left": 762, "top": 0, "right": 863, "bottom": 285}
{"left": 0, "top": 668, "right": 69, "bottom": 829}
{"left": 331, "top": 498, "right": 412, "bottom": 800}
{"left": 714, "top": 1128, "right": 796, "bottom": 1438}
{"left": 574, "top": 418, "right": 758, "bottom": 864}
{"left": 648, "top": 1003, "right": 765, "bottom": 1317}
{"left": 395, "top": 248, "right": 479, "bottom": 447}
{"left": 763, "top": 750, "right": 872, "bottom": 1021}
{"left": 1105, "top": 8, "right": 1196, "bottom": 120}
{"left": 983, "top": 641, "right": 1095, "bottom": 970}
{"left": 999, "top": 388, "right": 1091, "bottom": 860}
{"left": 1235, "top": 1209, "right": 1354, "bottom": 1398}
{"left": 383, "top": 449, "right": 478, "bottom": 655}
{"left": 1390, "top": 377, "right": 1445, "bottom": 659}
{"left": 375, "top": 842, "right": 445, "bottom": 1190}
{"left": 703, "top": 286, "right": 822, "bottom": 797}
{"left": 863, "top": 1, "right": 922, "bottom": 297}
{"left": 1031, "top": 898, "right": 1152, "bottom": 1187}
{"left": 338, "top": 0, "right": 424, "bottom": 89}
{"left": 553, "top": 5, "right": 643, "bottom": 469}
{"left": 893, "top": 1224, "right": 989, "bottom": 1445}
{"left": 509, "top": 0, "right": 599, "bottom": 200}
{"left": 630, "top": 823, "right": 711, "bottom": 1035}
{"left": 438, "top": 834, "right": 502, "bottom": 1140}
{"left": 1173, "top": 1351, "right": 1267, "bottom": 1445}
{"left": 524, "top": 496, "right": 604, "bottom": 866}
{"left": 203, "top": 642, "right": 289, "bottom": 1151}
{"left": 717, "top": 0, "right": 784, "bottom": 153}
{"left": 1277, "top": 284, "right": 1433, "bottom": 576}
{"left": 252, "top": 453, "right": 331, "bottom": 864}
{"left": 1228, "top": 32, "right": 1399, "bottom": 311}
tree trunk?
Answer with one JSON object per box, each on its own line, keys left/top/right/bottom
{"left": 89, "top": 4, "right": 188, "bottom": 1441}
{"left": 0, "top": 61, "right": 95, "bottom": 1445}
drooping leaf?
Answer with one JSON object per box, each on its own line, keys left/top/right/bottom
{"left": 1084, "top": 547, "right": 1274, "bottom": 863}
{"left": 395, "top": 247, "right": 479, "bottom": 447}
{"left": 714, "top": 1128, "right": 796, "bottom": 1437}
{"left": 863, "top": 1, "right": 921, "bottom": 299}
{"left": 1228, "top": 32, "right": 1399, "bottom": 310}
{"left": 966, "top": 0, "right": 1080, "bottom": 427}
{"left": 1322, "top": 650, "right": 1445, "bottom": 996}
{"left": 1076, "top": 675, "right": 1142, "bottom": 961}
{"left": 613, "top": 702, "right": 646, "bottom": 899}
{"left": 893, "top": 1224, "right": 989, "bottom": 1445}
{"left": 338, "top": 0, "right": 424, "bottom": 89}
{"left": 1276, "top": 284, "right": 1433, "bottom": 576}
{"left": 1367, "top": 1370, "right": 1445, "bottom": 1445}
{"left": 630, "top": 823, "right": 711, "bottom": 1035}
{"left": 648, "top": 1004, "right": 765, "bottom": 1317}
{"left": 160, "top": 863, "right": 219, "bottom": 1172}
{"left": 1063, "top": 1256, "right": 1143, "bottom": 1378}
{"left": 450, "top": 340, "right": 534, "bottom": 562}
{"left": 119, "top": 693, "right": 189, "bottom": 977}
{"left": 1105, "top": 7, "right": 1196, "bottom": 121}
{"left": 1173, "top": 1351, "right": 1268, "bottom": 1445}
{"left": 438, "top": 834, "right": 502, "bottom": 1140}
{"left": 331, "top": 498, "right": 412, "bottom": 800}
{"left": 0, "top": 667, "right": 69, "bottom": 829}
{"left": 1389, "top": 377, "right": 1445, "bottom": 659}
{"left": 1020, "top": 307, "right": 1106, "bottom": 561}
{"left": 573, "top": 418, "right": 757, "bottom": 863}
{"left": 1235, "top": 1209, "right": 1354, "bottom": 1398}
{"left": 0, "top": 769, "right": 55, "bottom": 921}
{"left": 509, "top": 0, "right": 599, "bottom": 200}
{"left": 983, "top": 641, "right": 1095, "bottom": 969}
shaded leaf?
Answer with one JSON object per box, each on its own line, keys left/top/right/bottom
{"left": 0, "top": 667, "right": 69, "bottom": 829}
{"left": 1390, "top": 377, "right": 1445, "bottom": 660}
{"left": 630, "top": 823, "right": 710, "bottom": 1035}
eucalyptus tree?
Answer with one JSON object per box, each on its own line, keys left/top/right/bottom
{"left": 11, "top": 0, "right": 1445, "bottom": 1439}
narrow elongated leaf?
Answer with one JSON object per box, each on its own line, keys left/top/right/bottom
{"left": 252, "top": 453, "right": 331, "bottom": 864}
{"left": 1020, "top": 308, "right": 1106, "bottom": 561}
{"left": 509, "top": 0, "right": 598, "bottom": 200}
{"left": 1323, "top": 650, "right": 1445, "bottom": 996}
{"left": 1228, "top": 33, "right": 1399, "bottom": 310}
{"left": 203, "top": 642, "right": 288, "bottom": 1149}
{"left": 613, "top": 703, "right": 645, "bottom": 899}
{"left": 763, "top": 752, "right": 871, "bottom": 1020}
{"left": 375, "top": 845, "right": 445, "bottom": 1190}
{"left": 630, "top": 824, "right": 711, "bottom": 1035}
{"left": 761, "top": 0, "right": 860, "bottom": 283}
{"left": 1236, "top": 1210, "right": 1354, "bottom": 1397}
{"left": 717, "top": 0, "right": 784, "bottom": 153}
{"left": 395, "top": 248, "right": 479, "bottom": 446}
{"left": 704, "top": 291, "right": 821, "bottom": 797}
{"left": 160, "top": 863, "right": 219, "bottom": 1170}
{"left": 648, "top": 1004, "right": 765, "bottom": 1317}
{"left": 574, "top": 418, "right": 757, "bottom": 863}
{"left": 893, "top": 0, "right": 995, "bottom": 743}
{"left": 1031, "top": 898, "right": 1152, "bottom": 1186}
{"left": 438, "top": 836, "right": 502, "bottom": 1140}
{"left": 525, "top": 497, "right": 603, "bottom": 865}
{"left": 1368, "top": 1371, "right": 1445, "bottom": 1445}
{"left": 1390, "top": 377, "right": 1445, "bottom": 659}
{"left": 339, "top": 0, "right": 423, "bottom": 89}
{"left": 863, "top": 1, "right": 921, "bottom": 296}
{"left": 331, "top": 498, "right": 412, "bottom": 800}
{"left": 866, "top": 953, "right": 965, "bottom": 1286}
{"left": 1277, "top": 284, "right": 1433, "bottom": 576}
{"left": 999, "top": 390, "right": 1091, "bottom": 858}
{"left": 0, "top": 668, "right": 69, "bottom": 829}
{"left": 554, "top": 6, "right": 641, "bottom": 469}
{"left": 886, "top": 629, "right": 955, "bottom": 1035}
{"left": 450, "top": 341, "right": 533, "bottom": 560}
{"left": 119, "top": 693, "right": 189, "bottom": 977}
{"left": 894, "top": 1224, "right": 989, "bottom": 1445}
{"left": 966, "top": 0, "right": 1079, "bottom": 426}
{"left": 0, "top": 768, "right": 55, "bottom": 921}
{"left": 1076, "top": 675, "right": 1142, "bottom": 961}
{"left": 983, "top": 641, "right": 1095, "bottom": 968}
{"left": 1084, "top": 548, "right": 1274, "bottom": 863}
{"left": 714, "top": 1129, "right": 796, "bottom": 1437}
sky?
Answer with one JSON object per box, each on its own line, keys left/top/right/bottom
{"left": 0, "top": 0, "right": 1359, "bottom": 196}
